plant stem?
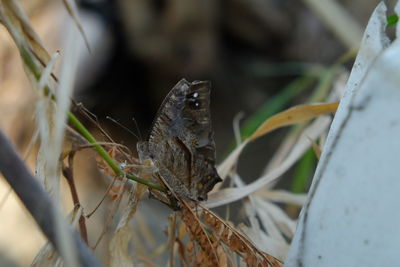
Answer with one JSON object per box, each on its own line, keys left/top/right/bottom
{"left": 67, "top": 112, "right": 165, "bottom": 192}
{"left": 62, "top": 151, "right": 89, "bottom": 244}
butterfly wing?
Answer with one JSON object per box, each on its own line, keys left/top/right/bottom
{"left": 145, "top": 79, "right": 221, "bottom": 201}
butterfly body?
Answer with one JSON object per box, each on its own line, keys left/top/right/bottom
{"left": 137, "top": 79, "right": 221, "bottom": 202}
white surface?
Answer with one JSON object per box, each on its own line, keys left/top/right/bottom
{"left": 285, "top": 2, "right": 400, "bottom": 266}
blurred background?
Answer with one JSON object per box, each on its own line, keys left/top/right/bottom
{"left": 0, "top": 0, "right": 396, "bottom": 265}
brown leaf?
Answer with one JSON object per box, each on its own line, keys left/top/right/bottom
{"left": 249, "top": 102, "right": 339, "bottom": 141}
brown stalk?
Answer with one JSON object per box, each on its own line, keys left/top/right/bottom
{"left": 62, "top": 151, "right": 89, "bottom": 244}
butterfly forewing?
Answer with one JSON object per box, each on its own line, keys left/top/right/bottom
{"left": 143, "top": 79, "right": 221, "bottom": 202}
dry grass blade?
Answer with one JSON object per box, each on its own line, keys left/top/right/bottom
{"left": 207, "top": 116, "right": 332, "bottom": 208}
{"left": 0, "top": 3, "right": 88, "bottom": 264}
{"left": 254, "top": 199, "right": 296, "bottom": 240}
{"left": 1, "top": 0, "right": 50, "bottom": 62}
{"left": 255, "top": 190, "right": 307, "bottom": 206}
{"left": 304, "top": 0, "right": 363, "bottom": 49}
{"left": 37, "top": 51, "right": 59, "bottom": 91}
{"left": 217, "top": 141, "right": 248, "bottom": 181}
{"left": 62, "top": 0, "right": 91, "bottom": 52}
{"left": 217, "top": 102, "right": 337, "bottom": 187}
{"left": 0, "top": 0, "right": 56, "bottom": 88}
{"left": 36, "top": 18, "right": 81, "bottom": 267}
{"left": 249, "top": 102, "right": 338, "bottom": 141}
{"left": 234, "top": 174, "right": 290, "bottom": 254}
{"left": 109, "top": 184, "right": 146, "bottom": 267}
{"left": 94, "top": 176, "right": 127, "bottom": 250}
{"left": 30, "top": 241, "right": 63, "bottom": 267}
{"left": 167, "top": 213, "right": 178, "bottom": 267}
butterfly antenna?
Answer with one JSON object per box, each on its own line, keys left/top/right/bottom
{"left": 74, "top": 101, "right": 115, "bottom": 143}
{"left": 106, "top": 116, "right": 141, "bottom": 141}
{"left": 131, "top": 117, "right": 143, "bottom": 142}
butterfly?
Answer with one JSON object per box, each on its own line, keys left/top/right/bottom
{"left": 137, "top": 79, "right": 222, "bottom": 205}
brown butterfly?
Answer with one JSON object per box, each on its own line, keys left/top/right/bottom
{"left": 137, "top": 79, "right": 222, "bottom": 205}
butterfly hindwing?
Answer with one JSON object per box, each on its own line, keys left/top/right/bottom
{"left": 141, "top": 79, "right": 221, "bottom": 201}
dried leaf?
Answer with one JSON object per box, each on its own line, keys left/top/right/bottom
{"left": 249, "top": 102, "right": 338, "bottom": 141}
{"left": 207, "top": 116, "right": 332, "bottom": 208}
{"left": 216, "top": 102, "right": 337, "bottom": 189}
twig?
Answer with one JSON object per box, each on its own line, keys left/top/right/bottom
{"left": 62, "top": 151, "right": 89, "bottom": 244}
{"left": 86, "top": 174, "right": 118, "bottom": 219}
{"left": 0, "top": 130, "right": 101, "bottom": 267}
